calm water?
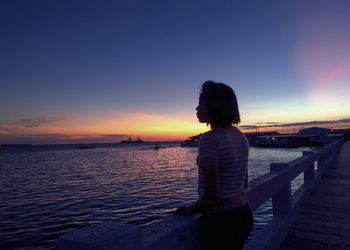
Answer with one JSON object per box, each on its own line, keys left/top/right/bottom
{"left": 0, "top": 143, "right": 310, "bottom": 249}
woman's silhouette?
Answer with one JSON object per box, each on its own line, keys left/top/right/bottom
{"left": 175, "top": 80, "right": 253, "bottom": 250}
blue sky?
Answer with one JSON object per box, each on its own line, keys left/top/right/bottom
{"left": 1, "top": 0, "right": 350, "bottom": 144}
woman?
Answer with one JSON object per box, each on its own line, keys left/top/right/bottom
{"left": 175, "top": 80, "right": 253, "bottom": 250}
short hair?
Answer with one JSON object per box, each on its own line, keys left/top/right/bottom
{"left": 200, "top": 80, "right": 241, "bottom": 127}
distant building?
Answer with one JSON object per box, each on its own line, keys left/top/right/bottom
{"left": 298, "top": 127, "right": 331, "bottom": 136}
{"left": 244, "top": 131, "right": 279, "bottom": 137}
{"left": 333, "top": 128, "right": 350, "bottom": 134}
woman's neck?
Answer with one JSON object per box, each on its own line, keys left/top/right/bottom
{"left": 211, "top": 124, "right": 233, "bottom": 129}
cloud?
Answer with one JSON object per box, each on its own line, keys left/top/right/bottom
{"left": 16, "top": 117, "right": 75, "bottom": 128}
{"left": 101, "top": 134, "right": 128, "bottom": 138}
{"left": 0, "top": 126, "right": 12, "bottom": 134}
{"left": 321, "top": 65, "right": 350, "bottom": 84}
{"left": 239, "top": 125, "right": 259, "bottom": 130}
{"left": 35, "top": 134, "right": 64, "bottom": 136}
{"left": 58, "top": 136, "right": 85, "bottom": 140}
{"left": 27, "top": 134, "right": 79, "bottom": 137}
{"left": 0, "top": 130, "right": 11, "bottom": 134}
{"left": 294, "top": 5, "right": 350, "bottom": 106}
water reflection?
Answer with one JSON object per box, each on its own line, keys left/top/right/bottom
{"left": 0, "top": 144, "right": 309, "bottom": 249}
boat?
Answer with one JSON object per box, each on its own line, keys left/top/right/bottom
{"left": 77, "top": 144, "right": 94, "bottom": 149}
{"left": 121, "top": 137, "right": 143, "bottom": 143}
{"left": 180, "top": 134, "right": 202, "bottom": 147}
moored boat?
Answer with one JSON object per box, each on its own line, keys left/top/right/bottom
{"left": 77, "top": 144, "right": 94, "bottom": 149}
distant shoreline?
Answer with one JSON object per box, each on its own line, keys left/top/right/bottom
{"left": 0, "top": 141, "right": 183, "bottom": 154}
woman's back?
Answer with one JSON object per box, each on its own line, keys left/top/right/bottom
{"left": 198, "top": 126, "right": 249, "bottom": 212}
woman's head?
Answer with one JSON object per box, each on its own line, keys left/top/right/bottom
{"left": 197, "top": 80, "right": 240, "bottom": 128}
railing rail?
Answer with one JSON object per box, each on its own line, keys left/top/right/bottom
{"left": 57, "top": 138, "right": 344, "bottom": 250}
{"left": 245, "top": 138, "right": 343, "bottom": 250}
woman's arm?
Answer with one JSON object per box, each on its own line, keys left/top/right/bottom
{"left": 175, "top": 161, "right": 220, "bottom": 215}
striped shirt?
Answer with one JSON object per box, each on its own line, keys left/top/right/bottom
{"left": 197, "top": 126, "right": 249, "bottom": 213}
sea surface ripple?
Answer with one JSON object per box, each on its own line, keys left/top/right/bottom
{"left": 0, "top": 143, "right": 310, "bottom": 249}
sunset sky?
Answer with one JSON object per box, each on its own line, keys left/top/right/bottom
{"left": 1, "top": 0, "right": 350, "bottom": 144}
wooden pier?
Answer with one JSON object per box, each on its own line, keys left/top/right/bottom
{"left": 280, "top": 141, "right": 350, "bottom": 250}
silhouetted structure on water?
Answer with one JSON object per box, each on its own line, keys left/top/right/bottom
{"left": 245, "top": 127, "right": 349, "bottom": 148}
{"left": 121, "top": 137, "right": 143, "bottom": 143}
{"left": 180, "top": 134, "right": 201, "bottom": 147}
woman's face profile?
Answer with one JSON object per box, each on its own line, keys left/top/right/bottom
{"left": 196, "top": 95, "right": 209, "bottom": 123}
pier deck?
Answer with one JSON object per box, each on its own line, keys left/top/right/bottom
{"left": 280, "top": 141, "right": 350, "bottom": 250}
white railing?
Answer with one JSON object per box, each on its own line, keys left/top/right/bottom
{"left": 57, "top": 138, "right": 344, "bottom": 250}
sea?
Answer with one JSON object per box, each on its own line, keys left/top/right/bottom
{"left": 0, "top": 142, "right": 312, "bottom": 249}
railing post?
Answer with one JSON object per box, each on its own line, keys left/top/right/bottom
{"left": 324, "top": 147, "right": 333, "bottom": 169}
{"left": 270, "top": 163, "right": 291, "bottom": 215}
{"left": 317, "top": 156, "right": 326, "bottom": 171}
{"left": 303, "top": 151, "right": 315, "bottom": 183}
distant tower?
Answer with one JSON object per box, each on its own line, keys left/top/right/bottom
{"left": 314, "top": 121, "right": 317, "bottom": 135}
{"left": 301, "top": 122, "right": 304, "bottom": 135}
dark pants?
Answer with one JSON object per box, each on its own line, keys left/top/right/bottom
{"left": 200, "top": 204, "right": 253, "bottom": 250}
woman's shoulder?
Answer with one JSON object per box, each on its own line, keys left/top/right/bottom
{"left": 208, "top": 126, "right": 242, "bottom": 136}
{"left": 202, "top": 129, "right": 216, "bottom": 137}
{"left": 200, "top": 127, "right": 246, "bottom": 141}
{"left": 213, "top": 127, "right": 249, "bottom": 145}
{"left": 199, "top": 130, "right": 217, "bottom": 143}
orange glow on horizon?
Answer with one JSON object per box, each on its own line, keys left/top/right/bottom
{"left": 0, "top": 111, "right": 212, "bottom": 142}
{"left": 84, "top": 112, "right": 210, "bottom": 140}
{"left": 2, "top": 110, "right": 349, "bottom": 144}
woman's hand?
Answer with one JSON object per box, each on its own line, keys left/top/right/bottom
{"left": 173, "top": 205, "right": 192, "bottom": 215}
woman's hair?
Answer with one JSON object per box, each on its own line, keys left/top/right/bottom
{"left": 200, "top": 80, "right": 241, "bottom": 127}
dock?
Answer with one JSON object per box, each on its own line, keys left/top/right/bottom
{"left": 280, "top": 141, "right": 350, "bottom": 249}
